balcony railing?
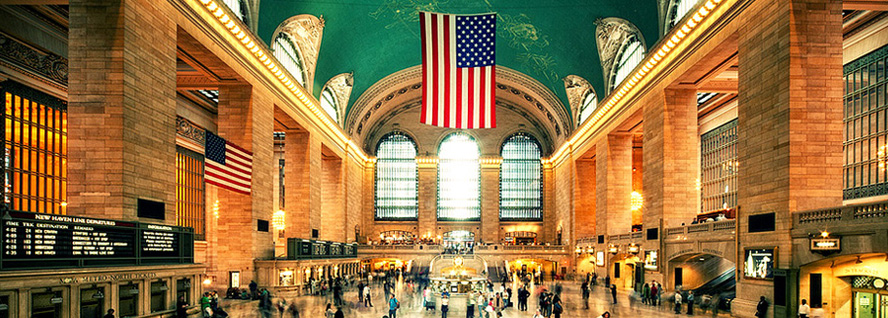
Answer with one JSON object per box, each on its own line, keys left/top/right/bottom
{"left": 664, "top": 219, "right": 736, "bottom": 239}
{"left": 794, "top": 200, "right": 888, "bottom": 227}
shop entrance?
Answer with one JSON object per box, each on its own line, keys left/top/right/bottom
{"left": 852, "top": 276, "right": 888, "bottom": 318}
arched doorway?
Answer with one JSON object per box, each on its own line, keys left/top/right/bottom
{"left": 610, "top": 253, "right": 642, "bottom": 290}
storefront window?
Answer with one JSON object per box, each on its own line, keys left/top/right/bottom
{"left": 79, "top": 287, "right": 104, "bottom": 318}
{"left": 118, "top": 283, "right": 139, "bottom": 317}
{"left": 31, "top": 290, "right": 62, "bottom": 318}
{"left": 150, "top": 281, "right": 167, "bottom": 312}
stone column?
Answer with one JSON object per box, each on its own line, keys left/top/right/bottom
{"left": 480, "top": 157, "right": 501, "bottom": 244}
{"left": 284, "top": 131, "right": 320, "bottom": 239}
{"left": 642, "top": 89, "right": 699, "bottom": 228}
{"left": 542, "top": 164, "right": 556, "bottom": 243}
{"left": 417, "top": 158, "right": 438, "bottom": 238}
{"left": 596, "top": 134, "right": 633, "bottom": 236}
{"left": 574, "top": 158, "right": 597, "bottom": 239}
{"left": 733, "top": 0, "right": 843, "bottom": 317}
{"left": 320, "top": 151, "right": 345, "bottom": 242}
{"left": 68, "top": 0, "right": 177, "bottom": 222}
{"left": 212, "top": 85, "right": 275, "bottom": 289}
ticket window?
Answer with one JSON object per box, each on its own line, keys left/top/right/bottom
{"left": 0, "top": 295, "right": 10, "bottom": 318}
{"left": 31, "top": 290, "right": 62, "bottom": 318}
{"left": 176, "top": 279, "right": 191, "bottom": 304}
{"left": 79, "top": 286, "right": 105, "bottom": 318}
{"left": 118, "top": 283, "right": 139, "bottom": 317}
{"left": 150, "top": 281, "right": 167, "bottom": 312}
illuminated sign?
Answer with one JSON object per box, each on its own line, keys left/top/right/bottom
{"left": 596, "top": 251, "right": 605, "bottom": 266}
{"left": 744, "top": 248, "right": 775, "bottom": 279}
{"left": 1, "top": 211, "right": 193, "bottom": 270}
{"left": 644, "top": 250, "right": 658, "bottom": 271}
{"left": 627, "top": 244, "right": 640, "bottom": 254}
{"left": 810, "top": 238, "right": 840, "bottom": 252}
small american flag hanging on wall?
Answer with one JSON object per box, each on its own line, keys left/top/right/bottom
{"left": 204, "top": 131, "right": 253, "bottom": 194}
{"left": 420, "top": 12, "right": 497, "bottom": 129}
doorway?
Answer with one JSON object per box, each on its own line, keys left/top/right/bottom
{"left": 675, "top": 267, "right": 683, "bottom": 287}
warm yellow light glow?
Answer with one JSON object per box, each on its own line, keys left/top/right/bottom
{"left": 202, "top": 278, "right": 212, "bottom": 285}
{"left": 212, "top": 200, "right": 220, "bottom": 219}
{"left": 59, "top": 202, "right": 68, "bottom": 207}
{"left": 273, "top": 210, "right": 286, "bottom": 230}
{"left": 821, "top": 231, "right": 829, "bottom": 238}
{"left": 631, "top": 191, "right": 643, "bottom": 211}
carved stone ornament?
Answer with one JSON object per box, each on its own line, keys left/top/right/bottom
{"left": 0, "top": 33, "right": 68, "bottom": 87}
{"left": 277, "top": 14, "right": 325, "bottom": 93}
{"left": 563, "top": 75, "right": 594, "bottom": 127}
{"left": 594, "top": 18, "right": 644, "bottom": 94}
{"left": 323, "top": 72, "right": 354, "bottom": 124}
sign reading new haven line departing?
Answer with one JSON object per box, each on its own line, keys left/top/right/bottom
{"left": 1, "top": 211, "right": 193, "bottom": 270}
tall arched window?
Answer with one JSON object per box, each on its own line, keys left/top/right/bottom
{"left": 221, "top": 0, "right": 249, "bottom": 25}
{"left": 375, "top": 133, "right": 418, "bottom": 220}
{"left": 438, "top": 133, "right": 481, "bottom": 220}
{"left": 612, "top": 37, "right": 645, "bottom": 91}
{"left": 668, "top": 0, "right": 700, "bottom": 29}
{"left": 500, "top": 134, "right": 542, "bottom": 220}
{"left": 319, "top": 87, "right": 338, "bottom": 123}
{"left": 578, "top": 90, "right": 598, "bottom": 125}
{"left": 272, "top": 34, "right": 306, "bottom": 86}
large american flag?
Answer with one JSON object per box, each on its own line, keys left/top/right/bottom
{"left": 420, "top": 12, "right": 497, "bottom": 129}
{"left": 204, "top": 131, "right": 253, "bottom": 194}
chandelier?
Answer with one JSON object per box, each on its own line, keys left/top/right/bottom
{"left": 631, "top": 191, "right": 643, "bottom": 211}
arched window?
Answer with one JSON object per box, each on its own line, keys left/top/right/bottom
{"left": 272, "top": 33, "right": 306, "bottom": 86}
{"left": 578, "top": 90, "right": 598, "bottom": 125}
{"left": 438, "top": 133, "right": 481, "bottom": 220}
{"left": 221, "top": 0, "right": 249, "bottom": 25}
{"left": 612, "top": 37, "right": 645, "bottom": 91}
{"left": 500, "top": 134, "right": 542, "bottom": 220}
{"left": 319, "top": 87, "right": 338, "bottom": 123}
{"left": 375, "top": 133, "right": 418, "bottom": 220}
{"left": 668, "top": 0, "right": 700, "bottom": 29}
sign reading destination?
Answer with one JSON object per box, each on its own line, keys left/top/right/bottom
{"left": 1, "top": 211, "right": 193, "bottom": 270}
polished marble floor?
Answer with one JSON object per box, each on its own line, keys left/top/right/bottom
{"left": 221, "top": 279, "right": 733, "bottom": 318}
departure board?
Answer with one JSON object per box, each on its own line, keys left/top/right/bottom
{"left": 1, "top": 211, "right": 193, "bottom": 270}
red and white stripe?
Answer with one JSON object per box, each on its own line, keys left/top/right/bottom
{"left": 420, "top": 12, "right": 496, "bottom": 129}
{"left": 205, "top": 142, "right": 253, "bottom": 194}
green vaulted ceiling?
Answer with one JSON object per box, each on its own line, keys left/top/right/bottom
{"left": 257, "top": 0, "right": 660, "bottom": 116}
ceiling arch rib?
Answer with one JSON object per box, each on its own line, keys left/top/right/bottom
{"left": 594, "top": 17, "right": 646, "bottom": 95}
{"left": 346, "top": 65, "right": 571, "bottom": 155}
{"left": 272, "top": 14, "right": 325, "bottom": 94}
{"left": 320, "top": 72, "right": 354, "bottom": 124}
{"left": 563, "top": 75, "right": 596, "bottom": 128}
